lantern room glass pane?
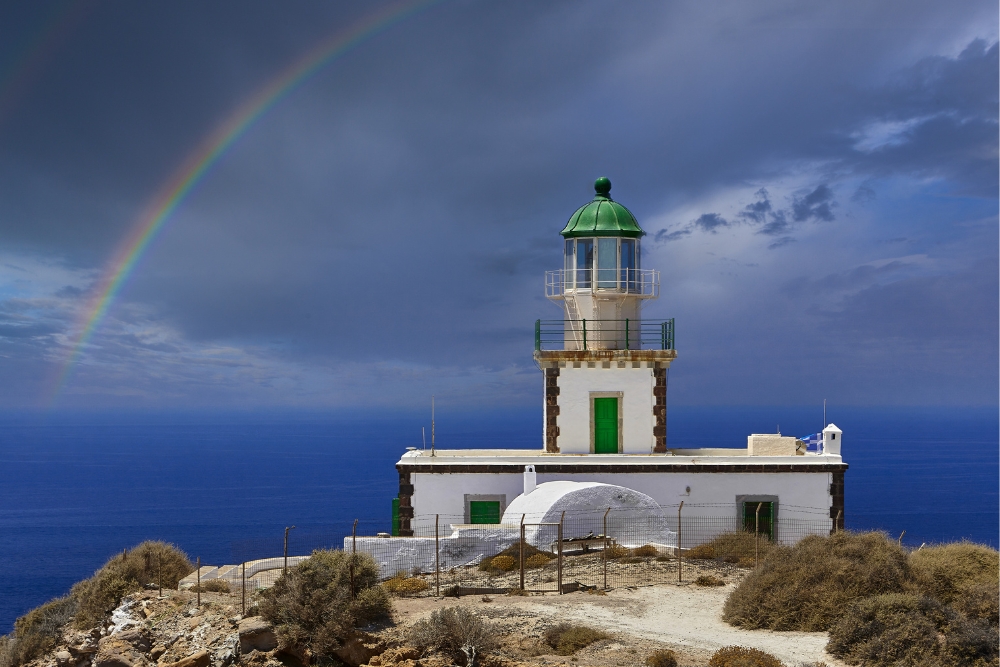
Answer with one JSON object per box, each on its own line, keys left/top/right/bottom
{"left": 620, "top": 239, "right": 635, "bottom": 290}
{"left": 576, "top": 239, "right": 593, "bottom": 288}
{"left": 597, "top": 238, "right": 617, "bottom": 288}
{"left": 564, "top": 240, "right": 574, "bottom": 288}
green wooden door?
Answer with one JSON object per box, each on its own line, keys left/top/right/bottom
{"left": 593, "top": 397, "right": 618, "bottom": 453}
{"left": 469, "top": 500, "right": 501, "bottom": 524}
{"left": 742, "top": 501, "right": 773, "bottom": 540}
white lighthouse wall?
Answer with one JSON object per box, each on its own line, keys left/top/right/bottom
{"left": 557, "top": 366, "right": 655, "bottom": 453}
{"left": 408, "top": 469, "right": 833, "bottom": 537}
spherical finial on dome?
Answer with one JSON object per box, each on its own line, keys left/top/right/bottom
{"left": 594, "top": 177, "right": 611, "bottom": 197}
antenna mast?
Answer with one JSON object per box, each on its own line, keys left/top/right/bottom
{"left": 823, "top": 399, "right": 827, "bottom": 428}
{"left": 431, "top": 396, "right": 435, "bottom": 457}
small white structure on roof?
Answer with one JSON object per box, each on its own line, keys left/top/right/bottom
{"left": 503, "top": 480, "right": 675, "bottom": 549}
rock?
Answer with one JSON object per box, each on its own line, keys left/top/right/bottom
{"left": 117, "top": 629, "right": 152, "bottom": 653}
{"left": 150, "top": 646, "right": 166, "bottom": 661}
{"left": 367, "top": 646, "right": 419, "bottom": 665}
{"left": 237, "top": 618, "right": 277, "bottom": 654}
{"left": 334, "top": 633, "right": 384, "bottom": 667}
{"left": 93, "top": 651, "right": 133, "bottom": 667}
{"left": 159, "top": 649, "right": 211, "bottom": 667}
{"left": 56, "top": 650, "right": 75, "bottom": 667}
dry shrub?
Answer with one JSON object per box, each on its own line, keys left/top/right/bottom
{"left": 633, "top": 544, "right": 659, "bottom": 558}
{"left": 542, "top": 623, "right": 609, "bottom": 655}
{"left": 910, "top": 541, "right": 999, "bottom": 606}
{"left": 259, "top": 550, "right": 391, "bottom": 660}
{"left": 190, "top": 579, "right": 230, "bottom": 593}
{"left": 952, "top": 581, "right": 1000, "bottom": 626}
{"left": 383, "top": 574, "right": 429, "bottom": 596}
{"left": 525, "top": 554, "right": 550, "bottom": 569}
{"left": 693, "top": 532, "right": 773, "bottom": 564}
{"left": 480, "top": 555, "right": 516, "bottom": 572}
{"left": 827, "top": 593, "right": 998, "bottom": 667}
{"left": 409, "top": 607, "right": 495, "bottom": 666}
{"left": 723, "top": 531, "right": 910, "bottom": 631}
{"left": 708, "top": 645, "right": 783, "bottom": 667}
{"left": 506, "top": 588, "right": 528, "bottom": 596}
{"left": 645, "top": 648, "right": 678, "bottom": 667}
{"left": 0, "top": 596, "right": 77, "bottom": 667}
{"left": 602, "top": 544, "right": 629, "bottom": 560}
{"left": 73, "top": 541, "right": 193, "bottom": 629}
{"left": 696, "top": 575, "right": 725, "bottom": 587}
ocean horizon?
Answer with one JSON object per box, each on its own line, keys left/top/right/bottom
{"left": 1, "top": 404, "right": 996, "bottom": 633}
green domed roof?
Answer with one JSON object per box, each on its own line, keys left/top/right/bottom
{"left": 560, "top": 178, "right": 644, "bottom": 238}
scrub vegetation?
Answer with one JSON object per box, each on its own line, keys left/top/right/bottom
{"left": 383, "top": 573, "right": 430, "bottom": 596}
{"left": 0, "top": 541, "right": 192, "bottom": 667}
{"left": 541, "top": 623, "right": 610, "bottom": 655}
{"left": 723, "top": 531, "right": 999, "bottom": 666}
{"left": 687, "top": 531, "right": 773, "bottom": 566}
{"left": 408, "top": 607, "right": 495, "bottom": 666}
{"left": 479, "top": 541, "right": 555, "bottom": 572}
{"left": 259, "top": 550, "right": 392, "bottom": 661}
{"left": 707, "top": 645, "right": 783, "bottom": 667}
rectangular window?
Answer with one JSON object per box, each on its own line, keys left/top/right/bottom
{"left": 576, "top": 239, "right": 594, "bottom": 288}
{"left": 597, "top": 238, "right": 617, "bottom": 288}
{"left": 564, "top": 239, "right": 574, "bottom": 283}
{"left": 620, "top": 239, "right": 635, "bottom": 290}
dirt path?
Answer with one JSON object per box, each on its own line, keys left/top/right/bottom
{"left": 395, "top": 583, "right": 847, "bottom": 666}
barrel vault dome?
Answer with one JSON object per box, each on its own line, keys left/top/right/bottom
{"left": 560, "top": 177, "right": 645, "bottom": 238}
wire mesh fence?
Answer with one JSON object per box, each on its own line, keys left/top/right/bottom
{"left": 187, "top": 504, "right": 833, "bottom": 608}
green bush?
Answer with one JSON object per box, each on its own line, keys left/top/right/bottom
{"left": 910, "top": 542, "right": 999, "bottom": 606}
{"left": 827, "top": 593, "right": 998, "bottom": 667}
{"left": 707, "top": 645, "right": 783, "bottom": 667}
{"left": 723, "top": 531, "right": 911, "bottom": 631}
{"left": 73, "top": 541, "right": 193, "bottom": 629}
{"left": 408, "top": 607, "right": 495, "bottom": 666}
{"left": 645, "top": 648, "right": 678, "bottom": 667}
{"left": 259, "top": 550, "right": 392, "bottom": 659}
{"left": 0, "top": 596, "right": 77, "bottom": 667}
{"left": 542, "top": 623, "right": 609, "bottom": 655}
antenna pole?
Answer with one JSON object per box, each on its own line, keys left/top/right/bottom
{"left": 422, "top": 426, "right": 426, "bottom": 450}
{"left": 823, "top": 399, "right": 827, "bottom": 427}
{"left": 431, "top": 396, "right": 435, "bottom": 457}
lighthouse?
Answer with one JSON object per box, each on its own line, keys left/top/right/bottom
{"left": 535, "top": 178, "right": 676, "bottom": 454}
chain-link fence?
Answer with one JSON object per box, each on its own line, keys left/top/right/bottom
{"left": 184, "top": 504, "right": 833, "bottom": 608}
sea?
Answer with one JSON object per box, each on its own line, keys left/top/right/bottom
{"left": 0, "top": 405, "right": 996, "bottom": 633}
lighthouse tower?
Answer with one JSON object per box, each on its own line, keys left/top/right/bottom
{"left": 535, "top": 178, "right": 676, "bottom": 454}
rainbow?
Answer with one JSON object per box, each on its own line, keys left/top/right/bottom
{"left": 51, "top": 0, "right": 442, "bottom": 403}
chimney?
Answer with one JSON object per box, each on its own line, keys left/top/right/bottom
{"left": 523, "top": 465, "right": 536, "bottom": 495}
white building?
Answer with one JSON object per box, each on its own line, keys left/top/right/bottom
{"left": 393, "top": 178, "right": 846, "bottom": 540}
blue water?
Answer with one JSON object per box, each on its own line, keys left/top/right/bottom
{"left": 0, "top": 406, "right": 996, "bottom": 633}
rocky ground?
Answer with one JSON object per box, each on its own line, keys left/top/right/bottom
{"left": 22, "top": 578, "right": 842, "bottom": 667}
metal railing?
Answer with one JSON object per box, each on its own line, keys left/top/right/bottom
{"left": 546, "top": 268, "right": 659, "bottom": 298}
{"left": 534, "top": 318, "right": 674, "bottom": 351}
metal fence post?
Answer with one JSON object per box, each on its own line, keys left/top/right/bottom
{"left": 557, "top": 511, "right": 565, "bottom": 594}
{"left": 755, "top": 502, "right": 762, "bottom": 569}
{"left": 677, "top": 502, "right": 683, "bottom": 584}
{"left": 350, "top": 519, "right": 358, "bottom": 600}
{"left": 196, "top": 557, "right": 200, "bottom": 607}
{"left": 519, "top": 514, "right": 526, "bottom": 591}
{"left": 603, "top": 507, "right": 610, "bottom": 590}
{"left": 435, "top": 515, "right": 440, "bottom": 597}
{"left": 835, "top": 509, "right": 842, "bottom": 533}
{"left": 241, "top": 562, "right": 246, "bottom": 615}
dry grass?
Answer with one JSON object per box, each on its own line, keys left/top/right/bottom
{"left": 259, "top": 550, "right": 391, "bottom": 660}
{"left": 525, "top": 554, "right": 550, "bottom": 569}
{"left": 688, "top": 532, "right": 774, "bottom": 564}
{"left": 910, "top": 541, "right": 999, "bottom": 606}
{"left": 708, "top": 645, "right": 783, "bottom": 667}
{"left": 602, "top": 544, "right": 629, "bottom": 560}
{"left": 723, "top": 531, "right": 911, "bottom": 631}
{"left": 696, "top": 575, "right": 726, "bottom": 587}
{"left": 479, "top": 541, "right": 555, "bottom": 572}
{"left": 826, "top": 593, "right": 998, "bottom": 667}
{"left": 542, "top": 623, "right": 610, "bottom": 656}
{"left": 383, "top": 574, "right": 429, "bottom": 596}
{"left": 189, "top": 579, "right": 230, "bottom": 593}
{"left": 632, "top": 544, "right": 659, "bottom": 558}
{"left": 645, "top": 648, "right": 678, "bottom": 667}
{"left": 0, "top": 596, "right": 76, "bottom": 667}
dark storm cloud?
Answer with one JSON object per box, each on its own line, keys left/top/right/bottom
{"left": 0, "top": 0, "right": 994, "bottom": 407}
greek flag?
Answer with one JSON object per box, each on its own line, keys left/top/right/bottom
{"left": 801, "top": 433, "right": 823, "bottom": 452}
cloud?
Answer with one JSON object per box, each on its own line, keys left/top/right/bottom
{"left": 791, "top": 184, "right": 836, "bottom": 222}
{"left": 693, "top": 213, "right": 730, "bottom": 232}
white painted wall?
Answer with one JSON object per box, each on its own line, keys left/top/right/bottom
{"left": 556, "top": 365, "right": 655, "bottom": 453}
{"left": 409, "top": 469, "right": 833, "bottom": 537}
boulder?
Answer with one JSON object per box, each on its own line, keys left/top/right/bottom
{"left": 160, "top": 649, "right": 211, "bottom": 667}
{"left": 366, "top": 646, "right": 419, "bottom": 665}
{"left": 237, "top": 618, "right": 277, "bottom": 653}
{"left": 334, "top": 633, "right": 384, "bottom": 667}
{"left": 55, "top": 650, "right": 75, "bottom": 667}
{"left": 117, "top": 629, "right": 152, "bottom": 653}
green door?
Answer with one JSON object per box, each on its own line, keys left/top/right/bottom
{"left": 742, "top": 501, "right": 773, "bottom": 540}
{"left": 469, "top": 501, "right": 501, "bottom": 524}
{"left": 593, "top": 397, "right": 618, "bottom": 453}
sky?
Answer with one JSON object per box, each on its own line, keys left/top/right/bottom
{"left": 0, "top": 0, "right": 996, "bottom": 411}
